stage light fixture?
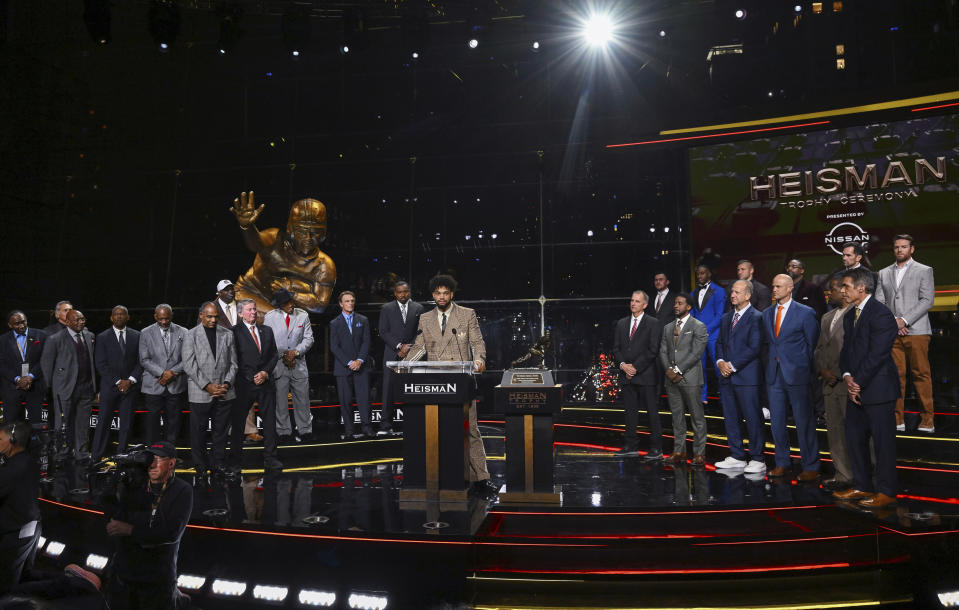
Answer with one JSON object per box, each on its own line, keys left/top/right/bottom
{"left": 85, "top": 553, "right": 108, "bottom": 571}
{"left": 340, "top": 44, "right": 350, "bottom": 55}
{"left": 348, "top": 592, "right": 388, "bottom": 610}
{"left": 211, "top": 579, "right": 247, "bottom": 597}
{"left": 659, "top": 29, "right": 666, "bottom": 38}
{"left": 37, "top": 536, "right": 47, "bottom": 549}
{"left": 216, "top": 2, "right": 241, "bottom": 55}
{"left": 491, "top": 233, "right": 498, "bottom": 239}
{"left": 177, "top": 575, "right": 207, "bottom": 591}
{"left": 468, "top": 37, "right": 479, "bottom": 49}
{"left": 45, "top": 541, "right": 66, "bottom": 557}
{"left": 282, "top": 5, "right": 311, "bottom": 57}
{"left": 253, "top": 585, "right": 289, "bottom": 602}
{"left": 582, "top": 13, "right": 615, "bottom": 47}
{"left": 940, "top": 591, "right": 959, "bottom": 607}
{"left": 735, "top": 9, "right": 747, "bottom": 19}
{"left": 411, "top": 51, "right": 420, "bottom": 59}
{"left": 148, "top": 0, "right": 181, "bottom": 51}
{"left": 531, "top": 40, "right": 540, "bottom": 52}
{"left": 299, "top": 589, "right": 337, "bottom": 607}
{"left": 794, "top": 4, "right": 803, "bottom": 12}
{"left": 586, "top": 230, "right": 594, "bottom": 237}
{"left": 83, "top": 0, "right": 111, "bottom": 45}
{"left": 664, "top": 226, "right": 670, "bottom": 233}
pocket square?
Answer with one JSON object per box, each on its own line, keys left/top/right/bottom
{"left": 356, "top": 323, "right": 363, "bottom": 327}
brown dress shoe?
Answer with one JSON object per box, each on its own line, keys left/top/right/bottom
{"left": 833, "top": 488, "right": 874, "bottom": 500}
{"left": 797, "top": 470, "right": 820, "bottom": 482}
{"left": 858, "top": 493, "right": 897, "bottom": 508}
{"left": 767, "top": 466, "right": 789, "bottom": 477}
{"left": 246, "top": 433, "right": 264, "bottom": 442}
{"left": 671, "top": 453, "right": 687, "bottom": 464}
{"left": 691, "top": 454, "right": 705, "bottom": 466}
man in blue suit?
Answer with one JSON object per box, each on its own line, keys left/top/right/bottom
{"left": 762, "top": 274, "right": 820, "bottom": 480}
{"left": 330, "top": 290, "right": 373, "bottom": 439}
{"left": 833, "top": 268, "right": 900, "bottom": 508}
{"left": 714, "top": 280, "right": 765, "bottom": 474}
{"left": 92, "top": 306, "right": 143, "bottom": 462}
{"left": 690, "top": 265, "right": 726, "bottom": 404}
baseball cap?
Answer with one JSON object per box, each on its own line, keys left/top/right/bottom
{"left": 217, "top": 279, "right": 234, "bottom": 292}
{"left": 145, "top": 440, "right": 176, "bottom": 459}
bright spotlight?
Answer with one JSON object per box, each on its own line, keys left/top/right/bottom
{"left": 348, "top": 592, "right": 388, "bottom": 610}
{"left": 794, "top": 4, "right": 803, "bottom": 12}
{"left": 340, "top": 44, "right": 350, "bottom": 54}
{"left": 467, "top": 38, "right": 479, "bottom": 49}
{"left": 159, "top": 42, "right": 169, "bottom": 51}
{"left": 85, "top": 554, "right": 109, "bottom": 571}
{"left": 253, "top": 585, "right": 289, "bottom": 602}
{"left": 291, "top": 50, "right": 300, "bottom": 57}
{"left": 299, "top": 589, "right": 337, "bottom": 606}
{"left": 411, "top": 51, "right": 419, "bottom": 59}
{"left": 658, "top": 29, "right": 666, "bottom": 38}
{"left": 531, "top": 41, "right": 540, "bottom": 51}
{"left": 211, "top": 579, "right": 247, "bottom": 597}
{"left": 735, "top": 9, "right": 746, "bottom": 19}
{"left": 582, "top": 13, "right": 615, "bottom": 47}
{"left": 177, "top": 575, "right": 207, "bottom": 591}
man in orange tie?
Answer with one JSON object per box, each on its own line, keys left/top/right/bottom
{"left": 762, "top": 274, "right": 821, "bottom": 480}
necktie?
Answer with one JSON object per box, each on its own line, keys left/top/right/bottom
{"left": 401, "top": 304, "right": 407, "bottom": 324}
{"left": 854, "top": 307, "right": 861, "bottom": 325}
{"left": 16, "top": 333, "right": 26, "bottom": 359}
{"left": 250, "top": 325, "right": 261, "bottom": 352}
{"left": 673, "top": 320, "right": 682, "bottom": 346}
{"left": 732, "top": 312, "right": 740, "bottom": 329}
{"left": 441, "top": 312, "right": 447, "bottom": 335}
{"left": 227, "top": 304, "right": 234, "bottom": 325}
{"left": 775, "top": 305, "right": 784, "bottom": 337}
{"left": 655, "top": 293, "right": 663, "bottom": 312}
{"left": 118, "top": 329, "right": 126, "bottom": 354}
{"left": 285, "top": 314, "right": 290, "bottom": 330}
{"left": 629, "top": 318, "right": 638, "bottom": 340}
{"left": 346, "top": 315, "right": 353, "bottom": 334}
{"left": 162, "top": 328, "right": 170, "bottom": 354}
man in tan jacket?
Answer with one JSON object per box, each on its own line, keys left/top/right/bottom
{"left": 406, "top": 274, "right": 498, "bottom": 498}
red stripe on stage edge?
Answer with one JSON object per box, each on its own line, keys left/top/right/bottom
{"left": 896, "top": 493, "right": 959, "bottom": 505}
{"left": 489, "top": 505, "right": 833, "bottom": 516}
{"left": 693, "top": 533, "right": 875, "bottom": 546}
{"left": 40, "top": 497, "right": 104, "bottom": 515}
{"left": 912, "top": 101, "right": 959, "bottom": 112}
{"left": 605, "top": 121, "right": 831, "bottom": 148}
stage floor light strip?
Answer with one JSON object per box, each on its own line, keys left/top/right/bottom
{"left": 606, "top": 120, "right": 831, "bottom": 148}
{"left": 471, "top": 602, "right": 887, "bottom": 610}
{"left": 655, "top": 89, "right": 959, "bottom": 135}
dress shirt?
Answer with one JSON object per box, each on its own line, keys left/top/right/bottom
{"left": 396, "top": 301, "right": 408, "bottom": 349}
{"left": 13, "top": 330, "right": 34, "bottom": 381}
{"left": 697, "top": 283, "right": 710, "bottom": 309}
{"left": 113, "top": 327, "right": 137, "bottom": 384}
{"left": 218, "top": 299, "right": 236, "bottom": 326}
{"left": 629, "top": 312, "right": 644, "bottom": 334}
{"left": 894, "top": 259, "right": 912, "bottom": 289}
{"left": 655, "top": 289, "right": 668, "bottom": 312}
{"left": 341, "top": 313, "right": 362, "bottom": 363}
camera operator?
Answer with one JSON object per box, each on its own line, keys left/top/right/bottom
{"left": 0, "top": 421, "right": 40, "bottom": 593}
{"left": 105, "top": 441, "right": 192, "bottom": 610}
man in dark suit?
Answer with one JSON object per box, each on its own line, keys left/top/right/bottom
{"left": 330, "top": 291, "right": 373, "bottom": 439}
{"left": 613, "top": 291, "right": 663, "bottom": 459}
{"left": 731, "top": 260, "right": 771, "bottom": 311}
{"left": 42, "top": 300, "right": 72, "bottom": 337}
{"left": 233, "top": 298, "right": 281, "bottom": 471}
{"left": 0, "top": 311, "right": 47, "bottom": 428}
{"left": 714, "top": 281, "right": 766, "bottom": 473}
{"left": 840, "top": 242, "right": 879, "bottom": 291}
{"left": 786, "top": 259, "right": 826, "bottom": 319}
{"left": 377, "top": 281, "right": 422, "bottom": 436}
{"left": 649, "top": 273, "right": 677, "bottom": 322}
{"left": 833, "top": 268, "right": 900, "bottom": 508}
{"left": 216, "top": 279, "right": 263, "bottom": 444}
{"left": 690, "top": 264, "right": 725, "bottom": 403}
{"left": 762, "top": 274, "right": 821, "bottom": 481}
{"left": 92, "top": 306, "right": 143, "bottom": 461}
{"left": 40, "top": 309, "right": 96, "bottom": 461}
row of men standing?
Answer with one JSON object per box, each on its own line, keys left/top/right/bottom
{"left": 614, "top": 236, "right": 934, "bottom": 508}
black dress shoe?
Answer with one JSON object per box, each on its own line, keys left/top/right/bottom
{"left": 822, "top": 478, "right": 851, "bottom": 492}
{"left": 299, "top": 432, "right": 316, "bottom": 443}
{"left": 470, "top": 479, "right": 500, "bottom": 498}
{"left": 265, "top": 458, "right": 284, "bottom": 471}
{"left": 362, "top": 426, "right": 376, "bottom": 437}
{"left": 278, "top": 434, "right": 294, "bottom": 445}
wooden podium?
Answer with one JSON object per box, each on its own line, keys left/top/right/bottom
{"left": 389, "top": 361, "right": 476, "bottom": 506}
{"left": 494, "top": 369, "right": 563, "bottom": 504}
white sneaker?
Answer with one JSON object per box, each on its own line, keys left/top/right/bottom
{"left": 744, "top": 472, "right": 766, "bottom": 482}
{"left": 714, "top": 456, "right": 747, "bottom": 469}
{"left": 744, "top": 460, "right": 767, "bottom": 474}
{"left": 918, "top": 425, "right": 935, "bottom": 433}
{"left": 762, "top": 407, "right": 771, "bottom": 420}
{"left": 896, "top": 424, "right": 906, "bottom": 432}
{"left": 717, "top": 469, "right": 743, "bottom": 479}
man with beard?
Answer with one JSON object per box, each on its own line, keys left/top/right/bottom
{"left": 690, "top": 265, "right": 725, "bottom": 403}
{"left": 41, "top": 310, "right": 96, "bottom": 462}
{"left": 378, "top": 281, "right": 422, "bottom": 436}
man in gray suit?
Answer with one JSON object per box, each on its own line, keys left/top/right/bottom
{"left": 264, "top": 289, "right": 315, "bottom": 444}
{"left": 139, "top": 304, "right": 187, "bottom": 444}
{"left": 876, "top": 234, "right": 936, "bottom": 433}
{"left": 659, "top": 294, "right": 709, "bottom": 465}
{"left": 40, "top": 309, "right": 96, "bottom": 462}
{"left": 814, "top": 275, "right": 854, "bottom": 490}
{"left": 182, "top": 302, "right": 238, "bottom": 481}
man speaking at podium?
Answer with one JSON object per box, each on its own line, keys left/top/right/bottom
{"left": 405, "top": 274, "right": 498, "bottom": 499}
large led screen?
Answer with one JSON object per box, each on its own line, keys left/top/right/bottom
{"left": 688, "top": 113, "right": 959, "bottom": 287}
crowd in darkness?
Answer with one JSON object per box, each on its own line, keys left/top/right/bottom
{"left": 614, "top": 235, "right": 935, "bottom": 510}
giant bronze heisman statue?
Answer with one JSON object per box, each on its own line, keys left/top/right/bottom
{"left": 229, "top": 191, "right": 336, "bottom": 314}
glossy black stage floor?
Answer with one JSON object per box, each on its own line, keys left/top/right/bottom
{"left": 32, "top": 400, "right": 959, "bottom": 609}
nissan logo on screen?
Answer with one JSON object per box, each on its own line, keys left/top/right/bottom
{"left": 404, "top": 383, "right": 457, "bottom": 394}
{"left": 824, "top": 222, "right": 870, "bottom": 254}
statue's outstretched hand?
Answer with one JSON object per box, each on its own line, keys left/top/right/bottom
{"left": 229, "top": 191, "right": 265, "bottom": 229}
